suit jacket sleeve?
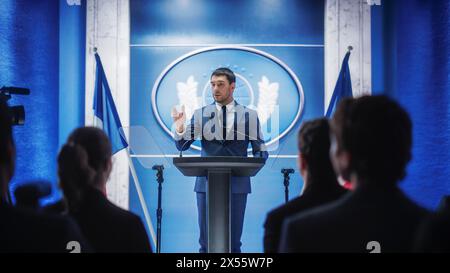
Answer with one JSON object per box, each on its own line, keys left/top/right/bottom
{"left": 250, "top": 111, "right": 269, "bottom": 159}
{"left": 263, "top": 212, "right": 279, "bottom": 253}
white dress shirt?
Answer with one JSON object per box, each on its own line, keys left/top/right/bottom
{"left": 215, "top": 100, "right": 235, "bottom": 134}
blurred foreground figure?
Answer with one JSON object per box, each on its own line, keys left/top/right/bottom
{"left": 58, "top": 127, "right": 152, "bottom": 253}
{"left": 263, "top": 118, "right": 347, "bottom": 253}
{"left": 280, "top": 96, "right": 429, "bottom": 253}
{"left": 0, "top": 99, "right": 87, "bottom": 253}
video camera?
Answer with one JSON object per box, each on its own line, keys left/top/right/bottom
{"left": 0, "top": 86, "right": 30, "bottom": 126}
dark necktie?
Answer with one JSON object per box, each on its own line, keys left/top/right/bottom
{"left": 222, "top": 105, "right": 227, "bottom": 140}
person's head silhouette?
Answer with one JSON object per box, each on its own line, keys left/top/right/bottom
{"left": 330, "top": 95, "right": 412, "bottom": 188}
{"left": 297, "top": 118, "right": 338, "bottom": 191}
{"left": 58, "top": 127, "right": 112, "bottom": 211}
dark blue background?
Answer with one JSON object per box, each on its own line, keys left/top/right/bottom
{"left": 0, "top": 0, "right": 60, "bottom": 203}
{"left": 372, "top": 0, "right": 450, "bottom": 210}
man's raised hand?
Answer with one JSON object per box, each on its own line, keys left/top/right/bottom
{"left": 171, "top": 105, "right": 186, "bottom": 133}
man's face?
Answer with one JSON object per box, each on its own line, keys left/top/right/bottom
{"left": 329, "top": 133, "right": 340, "bottom": 175}
{"left": 329, "top": 131, "right": 350, "bottom": 181}
{"left": 210, "top": 75, "right": 235, "bottom": 104}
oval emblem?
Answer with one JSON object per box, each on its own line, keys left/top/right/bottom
{"left": 152, "top": 46, "right": 304, "bottom": 151}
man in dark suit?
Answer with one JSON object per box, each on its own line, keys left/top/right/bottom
{"left": 0, "top": 98, "right": 87, "bottom": 253}
{"left": 172, "top": 67, "right": 268, "bottom": 253}
{"left": 279, "top": 95, "right": 429, "bottom": 253}
{"left": 263, "top": 118, "right": 347, "bottom": 253}
{"left": 414, "top": 195, "right": 450, "bottom": 252}
{"left": 68, "top": 186, "right": 152, "bottom": 253}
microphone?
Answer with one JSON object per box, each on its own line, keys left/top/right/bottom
{"left": 179, "top": 138, "right": 192, "bottom": 158}
{"left": 152, "top": 165, "right": 164, "bottom": 172}
{"left": 281, "top": 168, "right": 295, "bottom": 175}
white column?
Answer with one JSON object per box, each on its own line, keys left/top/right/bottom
{"left": 325, "top": 0, "right": 372, "bottom": 113}
{"left": 85, "top": 0, "right": 130, "bottom": 209}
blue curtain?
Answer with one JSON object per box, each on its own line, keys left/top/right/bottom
{"left": 373, "top": 0, "right": 450, "bottom": 210}
{"left": 0, "top": 0, "right": 60, "bottom": 204}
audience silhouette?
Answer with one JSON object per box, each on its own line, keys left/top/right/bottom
{"left": 279, "top": 96, "right": 430, "bottom": 253}
{"left": 58, "top": 127, "right": 152, "bottom": 253}
{"left": 0, "top": 99, "right": 88, "bottom": 253}
{"left": 263, "top": 118, "right": 347, "bottom": 253}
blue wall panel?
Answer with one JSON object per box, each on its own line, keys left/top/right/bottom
{"left": 59, "top": 0, "right": 86, "bottom": 148}
{"left": 371, "top": 0, "right": 450, "bottom": 210}
{"left": 131, "top": 0, "right": 324, "bottom": 45}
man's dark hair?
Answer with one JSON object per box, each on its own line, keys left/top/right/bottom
{"left": 331, "top": 95, "right": 412, "bottom": 185}
{"left": 211, "top": 67, "right": 236, "bottom": 84}
{"left": 298, "top": 118, "right": 336, "bottom": 183}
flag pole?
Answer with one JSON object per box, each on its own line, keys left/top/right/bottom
{"left": 93, "top": 51, "right": 157, "bottom": 250}
{"left": 92, "top": 47, "right": 98, "bottom": 127}
{"left": 324, "top": 45, "right": 353, "bottom": 117}
{"left": 125, "top": 148, "right": 158, "bottom": 248}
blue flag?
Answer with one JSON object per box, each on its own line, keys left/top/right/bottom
{"left": 93, "top": 53, "right": 128, "bottom": 154}
{"left": 325, "top": 51, "right": 353, "bottom": 118}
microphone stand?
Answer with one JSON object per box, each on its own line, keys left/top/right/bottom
{"left": 152, "top": 164, "right": 164, "bottom": 253}
{"left": 281, "top": 168, "right": 294, "bottom": 203}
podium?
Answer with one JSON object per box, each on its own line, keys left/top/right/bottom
{"left": 173, "top": 156, "right": 266, "bottom": 253}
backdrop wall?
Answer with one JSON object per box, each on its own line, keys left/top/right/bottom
{"left": 372, "top": 0, "right": 450, "bottom": 210}
{"left": 0, "top": 0, "right": 86, "bottom": 205}
{"left": 0, "top": 0, "right": 60, "bottom": 204}
{"left": 129, "top": 0, "right": 325, "bottom": 252}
